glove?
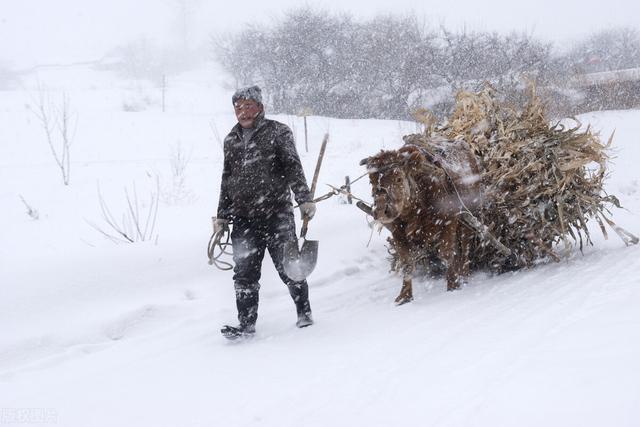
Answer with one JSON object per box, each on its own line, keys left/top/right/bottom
{"left": 300, "top": 202, "right": 316, "bottom": 220}
{"left": 213, "top": 218, "right": 230, "bottom": 234}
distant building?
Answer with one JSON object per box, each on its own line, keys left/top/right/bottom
{"left": 570, "top": 67, "right": 640, "bottom": 111}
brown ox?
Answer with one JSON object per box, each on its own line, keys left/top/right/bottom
{"left": 360, "top": 141, "right": 482, "bottom": 304}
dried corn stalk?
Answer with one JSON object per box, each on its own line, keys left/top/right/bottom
{"left": 404, "top": 84, "right": 637, "bottom": 272}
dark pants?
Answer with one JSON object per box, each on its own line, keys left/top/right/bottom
{"left": 231, "top": 212, "right": 311, "bottom": 327}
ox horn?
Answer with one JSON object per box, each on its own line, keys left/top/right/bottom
{"left": 359, "top": 157, "right": 369, "bottom": 166}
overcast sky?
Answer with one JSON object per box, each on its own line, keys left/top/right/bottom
{"left": 2, "top": 0, "right": 639, "bottom": 69}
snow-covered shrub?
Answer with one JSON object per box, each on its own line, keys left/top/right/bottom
{"left": 19, "top": 195, "right": 39, "bottom": 220}
{"left": 121, "top": 93, "right": 154, "bottom": 112}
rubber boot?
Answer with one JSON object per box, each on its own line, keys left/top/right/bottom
{"left": 289, "top": 283, "right": 313, "bottom": 328}
{"left": 235, "top": 282, "right": 259, "bottom": 332}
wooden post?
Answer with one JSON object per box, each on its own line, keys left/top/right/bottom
{"left": 345, "top": 176, "right": 352, "bottom": 204}
{"left": 297, "top": 107, "right": 312, "bottom": 153}
{"left": 303, "top": 115, "right": 308, "bottom": 153}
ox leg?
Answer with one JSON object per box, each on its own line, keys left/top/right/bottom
{"left": 459, "top": 224, "right": 472, "bottom": 280}
{"left": 391, "top": 232, "right": 414, "bottom": 305}
{"left": 395, "top": 274, "right": 414, "bottom": 305}
{"left": 446, "top": 262, "right": 461, "bottom": 291}
{"left": 441, "top": 220, "right": 462, "bottom": 291}
{"left": 447, "top": 221, "right": 472, "bottom": 291}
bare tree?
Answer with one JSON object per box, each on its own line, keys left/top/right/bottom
{"left": 161, "top": 142, "right": 195, "bottom": 205}
{"left": 212, "top": 8, "right": 556, "bottom": 119}
{"left": 29, "top": 86, "right": 76, "bottom": 185}
{"left": 565, "top": 27, "right": 640, "bottom": 74}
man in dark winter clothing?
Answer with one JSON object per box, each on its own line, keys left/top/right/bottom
{"left": 215, "top": 85, "right": 316, "bottom": 339}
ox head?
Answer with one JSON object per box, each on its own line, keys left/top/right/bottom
{"left": 360, "top": 146, "right": 425, "bottom": 224}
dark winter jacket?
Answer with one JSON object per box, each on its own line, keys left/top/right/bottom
{"left": 216, "top": 113, "right": 312, "bottom": 219}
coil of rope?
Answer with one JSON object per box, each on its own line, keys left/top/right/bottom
{"left": 207, "top": 220, "right": 234, "bottom": 270}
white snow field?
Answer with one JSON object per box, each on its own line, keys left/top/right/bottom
{"left": 1, "top": 65, "right": 639, "bottom": 427}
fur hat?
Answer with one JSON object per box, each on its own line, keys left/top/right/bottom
{"left": 232, "top": 85, "right": 263, "bottom": 105}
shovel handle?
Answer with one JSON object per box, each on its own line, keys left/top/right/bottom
{"left": 300, "top": 215, "right": 310, "bottom": 239}
{"left": 309, "top": 133, "right": 329, "bottom": 197}
{"left": 299, "top": 133, "right": 329, "bottom": 239}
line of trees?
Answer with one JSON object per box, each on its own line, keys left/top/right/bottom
{"left": 213, "top": 8, "right": 640, "bottom": 119}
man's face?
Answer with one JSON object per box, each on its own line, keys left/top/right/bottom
{"left": 234, "top": 99, "right": 263, "bottom": 128}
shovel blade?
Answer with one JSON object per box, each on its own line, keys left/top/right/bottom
{"left": 282, "top": 239, "right": 318, "bottom": 281}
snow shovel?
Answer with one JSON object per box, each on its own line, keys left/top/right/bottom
{"left": 283, "top": 133, "right": 329, "bottom": 281}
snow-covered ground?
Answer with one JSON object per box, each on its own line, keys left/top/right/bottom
{"left": 1, "top": 64, "right": 639, "bottom": 427}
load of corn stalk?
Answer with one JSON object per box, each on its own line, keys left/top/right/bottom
{"left": 403, "top": 84, "right": 638, "bottom": 272}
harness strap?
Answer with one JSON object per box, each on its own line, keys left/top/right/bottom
{"left": 293, "top": 171, "right": 371, "bottom": 208}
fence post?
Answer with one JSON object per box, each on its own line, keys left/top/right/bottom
{"left": 297, "top": 107, "right": 313, "bottom": 153}
{"left": 345, "top": 176, "right": 352, "bottom": 204}
{"left": 304, "top": 115, "right": 308, "bottom": 153}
